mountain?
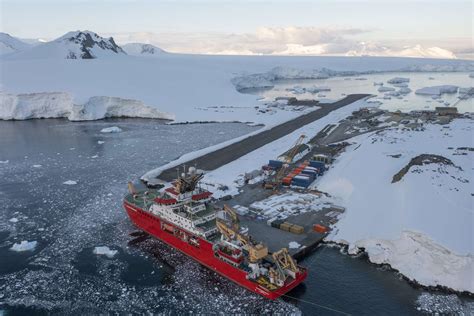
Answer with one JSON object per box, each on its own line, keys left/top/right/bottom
{"left": 0, "top": 32, "right": 33, "bottom": 55}
{"left": 121, "top": 43, "right": 167, "bottom": 57}
{"left": 345, "top": 42, "right": 457, "bottom": 59}
{"left": 7, "top": 31, "right": 126, "bottom": 59}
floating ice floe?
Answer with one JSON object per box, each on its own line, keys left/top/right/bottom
{"left": 387, "top": 77, "right": 410, "bottom": 84}
{"left": 378, "top": 86, "right": 395, "bottom": 92}
{"left": 93, "top": 246, "right": 118, "bottom": 258}
{"left": 415, "top": 85, "right": 458, "bottom": 96}
{"left": 9, "top": 217, "right": 19, "bottom": 223}
{"left": 100, "top": 126, "right": 122, "bottom": 133}
{"left": 97, "top": 140, "right": 105, "bottom": 144}
{"left": 0, "top": 160, "right": 9, "bottom": 164}
{"left": 63, "top": 180, "right": 78, "bottom": 185}
{"left": 10, "top": 240, "right": 37, "bottom": 252}
{"left": 32, "top": 164, "right": 42, "bottom": 168}
{"left": 289, "top": 241, "right": 301, "bottom": 249}
{"left": 398, "top": 87, "right": 412, "bottom": 95}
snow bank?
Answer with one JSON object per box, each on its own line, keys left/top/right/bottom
{"left": 415, "top": 85, "right": 459, "bottom": 96}
{"left": 319, "top": 119, "right": 473, "bottom": 293}
{"left": 10, "top": 240, "right": 37, "bottom": 252}
{"left": 93, "top": 246, "right": 118, "bottom": 258}
{"left": 289, "top": 241, "right": 301, "bottom": 249}
{"left": 100, "top": 126, "right": 122, "bottom": 133}
{"left": 354, "top": 231, "right": 473, "bottom": 293}
{"left": 0, "top": 92, "right": 174, "bottom": 121}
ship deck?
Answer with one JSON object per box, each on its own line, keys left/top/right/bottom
{"left": 124, "top": 190, "right": 161, "bottom": 209}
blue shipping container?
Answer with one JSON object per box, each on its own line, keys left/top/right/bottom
{"left": 309, "top": 160, "right": 325, "bottom": 170}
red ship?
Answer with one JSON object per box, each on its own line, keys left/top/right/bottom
{"left": 123, "top": 167, "right": 307, "bottom": 299}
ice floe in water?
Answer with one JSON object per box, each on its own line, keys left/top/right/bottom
{"left": 32, "top": 164, "right": 42, "bottom": 168}
{"left": 387, "top": 77, "right": 410, "bottom": 84}
{"left": 93, "top": 246, "right": 118, "bottom": 258}
{"left": 9, "top": 217, "right": 19, "bottom": 223}
{"left": 0, "top": 160, "right": 9, "bottom": 164}
{"left": 10, "top": 240, "right": 38, "bottom": 252}
{"left": 415, "top": 85, "right": 458, "bottom": 95}
{"left": 63, "top": 180, "right": 78, "bottom": 185}
{"left": 97, "top": 140, "right": 105, "bottom": 144}
{"left": 100, "top": 126, "right": 122, "bottom": 133}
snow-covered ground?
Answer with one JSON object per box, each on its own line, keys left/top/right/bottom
{"left": 318, "top": 119, "right": 473, "bottom": 293}
{"left": 1, "top": 32, "right": 473, "bottom": 124}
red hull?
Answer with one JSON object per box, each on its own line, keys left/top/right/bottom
{"left": 124, "top": 201, "right": 307, "bottom": 300}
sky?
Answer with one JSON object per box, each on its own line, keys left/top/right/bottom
{"left": 0, "top": 0, "right": 472, "bottom": 58}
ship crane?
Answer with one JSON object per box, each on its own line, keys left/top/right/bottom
{"left": 265, "top": 134, "right": 306, "bottom": 190}
{"left": 269, "top": 248, "right": 299, "bottom": 286}
{"left": 174, "top": 166, "right": 204, "bottom": 194}
{"left": 215, "top": 218, "right": 268, "bottom": 263}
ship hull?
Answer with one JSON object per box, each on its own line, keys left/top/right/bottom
{"left": 124, "top": 201, "right": 307, "bottom": 300}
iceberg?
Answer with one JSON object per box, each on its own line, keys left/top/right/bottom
{"left": 10, "top": 240, "right": 38, "bottom": 252}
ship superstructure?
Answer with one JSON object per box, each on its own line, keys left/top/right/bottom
{"left": 123, "top": 167, "right": 307, "bottom": 299}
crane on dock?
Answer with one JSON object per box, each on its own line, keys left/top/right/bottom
{"left": 264, "top": 134, "right": 306, "bottom": 190}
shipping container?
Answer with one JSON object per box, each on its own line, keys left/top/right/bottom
{"left": 309, "top": 160, "right": 325, "bottom": 170}
{"left": 290, "top": 224, "right": 304, "bottom": 234}
{"left": 313, "top": 224, "right": 328, "bottom": 233}
{"left": 271, "top": 219, "right": 284, "bottom": 228}
{"left": 279, "top": 222, "right": 292, "bottom": 231}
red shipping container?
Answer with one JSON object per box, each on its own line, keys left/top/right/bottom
{"left": 313, "top": 224, "right": 328, "bottom": 233}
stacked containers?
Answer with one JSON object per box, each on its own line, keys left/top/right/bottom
{"left": 309, "top": 160, "right": 326, "bottom": 175}
{"left": 301, "top": 166, "right": 318, "bottom": 181}
{"left": 291, "top": 175, "right": 312, "bottom": 188}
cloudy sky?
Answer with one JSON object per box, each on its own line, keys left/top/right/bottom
{"left": 1, "top": 0, "right": 472, "bottom": 58}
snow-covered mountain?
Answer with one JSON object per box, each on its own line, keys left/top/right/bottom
{"left": 345, "top": 42, "right": 457, "bottom": 59}
{"left": 7, "top": 31, "right": 126, "bottom": 59}
{"left": 0, "top": 32, "right": 32, "bottom": 55}
{"left": 121, "top": 43, "right": 166, "bottom": 57}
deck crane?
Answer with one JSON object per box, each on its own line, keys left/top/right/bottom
{"left": 264, "top": 134, "right": 306, "bottom": 190}
{"left": 215, "top": 218, "right": 269, "bottom": 263}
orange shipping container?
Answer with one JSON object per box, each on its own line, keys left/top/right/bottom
{"left": 313, "top": 224, "right": 328, "bottom": 233}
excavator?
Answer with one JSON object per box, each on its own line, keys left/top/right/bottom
{"left": 264, "top": 134, "right": 306, "bottom": 190}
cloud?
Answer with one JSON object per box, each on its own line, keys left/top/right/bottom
{"left": 108, "top": 26, "right": 459, "bottom": 59}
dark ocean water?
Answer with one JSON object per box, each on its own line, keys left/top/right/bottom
{"left": 0, "top": 119, "right": 472, "bottom": 315}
